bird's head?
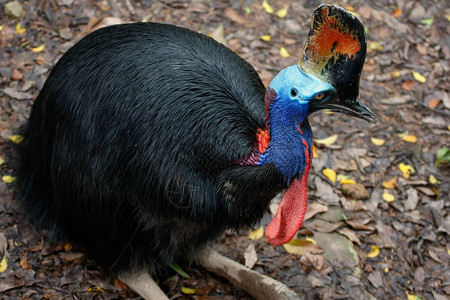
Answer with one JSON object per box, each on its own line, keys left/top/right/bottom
{"left": 265, "top": 64, "right": 337, "bottom": 136}
{"left": 263, "top": 5, "right": 376, "bottom": 246}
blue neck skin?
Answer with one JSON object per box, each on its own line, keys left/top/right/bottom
{"left": 259, "top": 65, "right": 334, "bottom": 184}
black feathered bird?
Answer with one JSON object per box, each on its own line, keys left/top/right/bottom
{"left": 17, "top": 5, "right": 375, "bottom": 299}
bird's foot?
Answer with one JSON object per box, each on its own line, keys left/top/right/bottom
{"left": 198, "top": 246, "right": 301, "bottom": 300}
{"left": 118, "top": 269, "right": 169, "bottom": 300}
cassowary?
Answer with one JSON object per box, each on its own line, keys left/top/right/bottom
{"left": 17, "top": 5, "right": 375, "bottom": 299}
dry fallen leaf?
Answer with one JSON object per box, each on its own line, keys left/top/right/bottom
{"left": 337, "top": 174, "right": 355, "bottom": 184}
{"left": 280, "top": 47, "right": 290, "bottom": 58}
{"left": 399, "top": 163, "right": 415, "bottom": 178}
{"left": 382, "top": 177, "right": 398, "bottom": 189}
{"left": 382, "top": 192, "right": 395, "bottom": 202}
{"left": 20, "top": 254, "right": 31, "bottom": 269}
{"left": 15, "top": 23, "right": 26, "bottom": 34}
{"left": 340, "top": 179, "right": 356, "bottom": 184}
{"left": 276, "top": 8, "right": 288, "bottom": 18}
{"left": 2, "top": 176, "right": 17, "bottom": 183}
{"left": 9, "top": 134, "right": 24, "bottom": 144}
{"left": 402, "top": 135, "right": 417, "bottom": 143}
{"left": 248, "top": 225, "right": 264, "bottom": 240}
{"left": 0, "top": 256, "right": 7, "bottom": 272}
{"left": 261, "top": 0, "right": 274, "bottom": 14}
{"left": 283, "top": 238, "right": 324, "bottom": 255}
{"left": 369, "top": 41, "right": 383, "bottom": 51}
{"left": 392, "top": 7, "right": 402, "bottom": 18}
{"left": 406, "top": 291, "right": 420, "bottom": 300}
{"left": 312, "top": 145, "right": 319, "bottom": 158}
{"left": 30, "top": 44, "right": 45, "bottom": 53}
{"left": 428, "top": 175, "right": 440, "bottom": 184}
{"left": 412, "top": 71, "right": 426, "bottom": 83}
{"left": 260, "top": 35, "right": 271, "bottom": 42}
{"left": 315, "top": 134, "right": 338, "bottom": 146}
{"left": 303, "top": 202, "right": 328, "bottom": 222}
{"left": 428, "top": 99, "right": 441, "bottom": 108}
{"left": 87, "top": 286, "right": 105, "bottom": 293}
{"left": 366, "top": 245, "right": 379, "bottom": 258}
{"left": 181, "top": 287, "right": 197, "bottom": 295}
{"left": 323, "top": 168, "right": 336, "bottom": 183}
{"left": 210, "top": 23, "right": 227, "bottom": 46}
{"left": 244, "top": 243, "right": 258, "bottom": 269}
{"left": 371, "top": 137, "right": 385, "bottom": 146}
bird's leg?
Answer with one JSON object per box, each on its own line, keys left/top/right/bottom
{"left": 198, "top": 246, "right": 300, "bottom": 300}
{"left": 118, "top": 269, "right": 169, "bottom": 300}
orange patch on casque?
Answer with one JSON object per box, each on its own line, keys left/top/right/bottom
{"left": 256, "top": 128, "right": 270, "bottom": 153}
{"left": 307, "top": 7, "right": 361, "bottom": 61}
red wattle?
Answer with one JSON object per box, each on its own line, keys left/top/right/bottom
{"left": 265, "top": 138, "right": 312, "bottom": 246}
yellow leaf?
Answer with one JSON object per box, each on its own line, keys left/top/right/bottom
{"left": 406, "top": 291, "right": 419, "bottom": 300}
{"left": 305, "top": 236, "right": 316, "bottom": 244}
{"left": 312, "top": 145, "right": 319, "bottom": 158}
{"left": 0, "top": 157, "right": 4, "bottom": 166}
{"left": 336, "top": 174, "right": 349, "bottom": 182}
{"left": 428, "top": 175, "right": 440, "bottom": 184}
{"left": 19, "top": 256, "right": 30, "bottom": 269}
{"left": 369, "top": 41, "right": 383, "bottom": 51}
{"left": 181, "top": 286, "right": 197, "bottom": 294}
{"left": 382, "top": 192, "right": 395, "bottom": 202}
{"left": 276, "top": 8, "right": 288, "bottom": 18}
{"left": 0, "top": 24, "right": 4, "bottom": 32}
{"left": 340, "top": 179, "right": 356, "bottom": 184}
{"left": 323, "top": 168, "right": 336, "bottom": 183}
{"left": 16, "top": 23, "right": 26, "bottom": 35}
{"left": 402, "top": 134, "right": 417, "bottom": 143}
{"left": 260, "top": 35, "right": 271, "bottom": 42}
{"left": 366, "top": 245, "right": 379, "bottom": 258}
{"left": 390, "top": 71, "right": 401, "bottom": 78}
{"left": 283, "top": 238, "right": 323, "bottom": 255}
{"left": 446, "top": 13, "right": 450, "bottom": 21}
{"left": 371, "top": 137, "right": 385, "bottom": 146}
{"left": 2, "top": 175, "right": 17, "bottom": 183}
{"left": 399, "top": 163, "right": 415, "bottom": 179}
{"left": 8, "top": 134, "right": 24, "bottom": 144}
{"left": 261, "top": 0, "right": 274, "bottom": 14}
{"left": 30, "top": 44, "right": 45, "bottom": 53}
{"left": 0, "top": 256, "right": 7, "bottom": 272}
{"left": 248, "top": 225, "right": 264, "bottom": 240}
{"left": 280, "top": 47, "right": 290, "bottom": 58}
{"left": 382, "top": 177, "right": 397, "bottom": 189}
{"left": 314, "top": 134, "right": 338, "bottom": 146}
{"left": 344, "top": 5, "right": 355, "bottom": 11}
{"left": 384, "top": 267, "right": 389, "bottom": 273}
{"left": 412, "top": 71, "right": 426, "bottom": 83}
{"left": 64, "top": 242, "right": 73, "bottom": 251}
{"left": 397, "top": 131, "right": 409, "bottom": 138}
{"left": 87, "top": 287, "right": 105, "bottom": 293}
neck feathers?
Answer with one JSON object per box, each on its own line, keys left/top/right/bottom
{"left": 240, "top": 88, "right": 313, "bottom": 184}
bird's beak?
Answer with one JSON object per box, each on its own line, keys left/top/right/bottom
{"left": 309, "top": 94, "right": 377, "bottom": 124}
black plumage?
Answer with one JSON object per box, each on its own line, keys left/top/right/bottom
{"left": 18, "top": 22, "right": 286, "bottom": 275}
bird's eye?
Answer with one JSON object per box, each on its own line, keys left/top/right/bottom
{"left": 290, "top": 88, "right": 298, "bottom": 98}
{"left": 314, "top": 92, "right": 325, "bottom": 100}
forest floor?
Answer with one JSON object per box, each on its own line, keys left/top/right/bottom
{"left": 0, "top": 0, "right": 449, "bottom": 299}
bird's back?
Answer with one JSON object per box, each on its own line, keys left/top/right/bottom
{"left": 18, "top": 23, "right": 285, "bottom": 274}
